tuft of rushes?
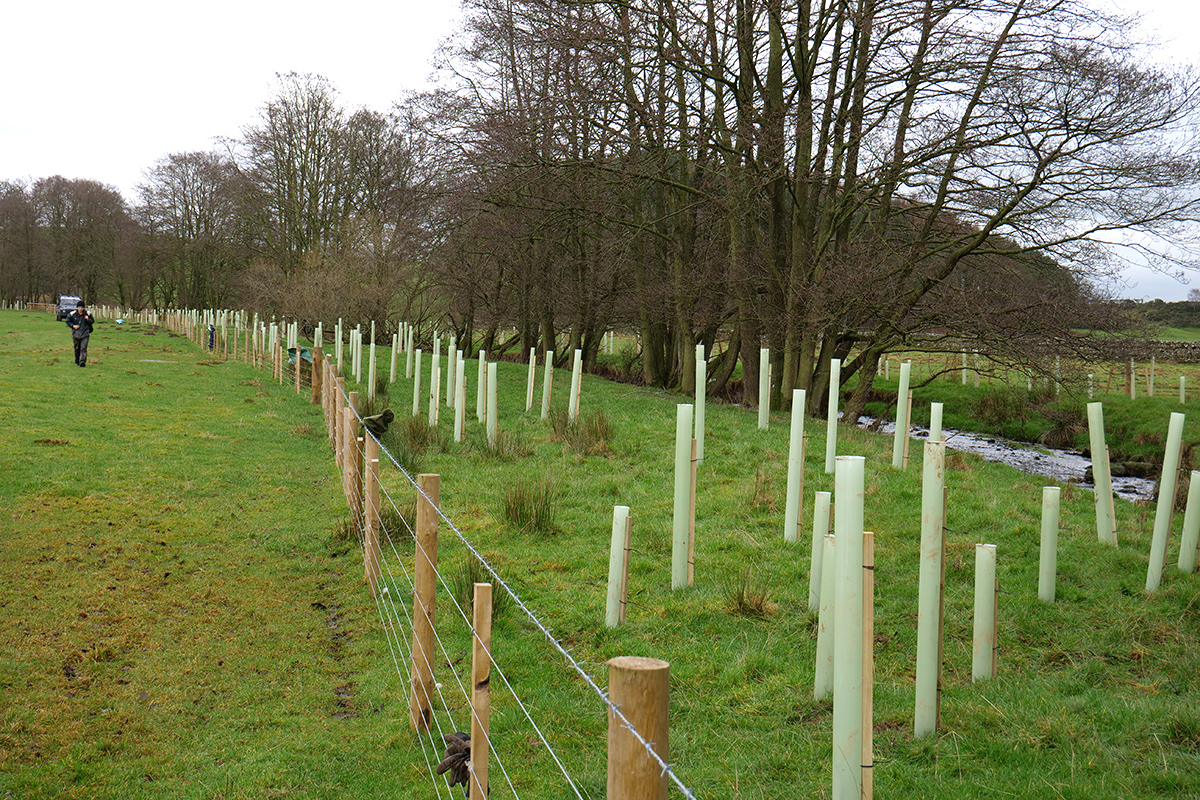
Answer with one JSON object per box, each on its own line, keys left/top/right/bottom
{"left": 500, "top": 476, "right": 558, "bottom": 535}
{"left": 450, "top": 555, "right": 512, "bottom": 618}
{"left": 549, "top": 407, "right": 614, "bottom": 455}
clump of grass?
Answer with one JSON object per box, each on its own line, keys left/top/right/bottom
{"left": 450, "top": 555, "right": 512, "bottom": 618}
{"left": 374, "top": 370, "right": 391, "bottom": 400}
{"left": 1166, "top": 715, "right": 1200, "bottom": 748}
{"left": 751, "top": 467, "right": 777, "bottom": 512}
{"left": 973, "top": 388, "right": 1034, "bottom": 429}
{"left": 359, "top": 393, "right": 391, "bottom": 419}
{"left": 478, "top": 429, "right": 531, "bottom": 460}
{"left": 1039, "top": 408, "right": 1086, "bottom": 449}
{"left": 380, "top": 501, "right": 415, "bottom": 544}
{"left": 549, "top": 407, "right": 614, "bottom": 455}
{"left": 724, "top": 571, "right": 776, "bottom": 618}
{"left": 327, "top": 515, "right": 359, "bottom": 554}
{"left": 501, "top": 476, "right": 559, "bottom": 535}
{"left": 381, "top": 416, "right": 446, "bottom": 475}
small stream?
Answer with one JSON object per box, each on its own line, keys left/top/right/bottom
{"left": 858, "top": 417, "right": 1157, "bottom": 502}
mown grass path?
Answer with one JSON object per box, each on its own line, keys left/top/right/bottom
{"left": 0, "top": 311, "right": 398, "bottom": 799}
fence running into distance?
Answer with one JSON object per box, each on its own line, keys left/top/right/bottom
{"left": 134, "top": 306, "right": 698, "bottom": 800}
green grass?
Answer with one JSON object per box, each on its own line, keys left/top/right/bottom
{"left": 1153, "top": 327, "right": 1200, "bottom": 342}
{"left": 3, "top": 310, "right": 1200, "bottom": 798}
{"left": 867, "top": 353, "right": 1200, "bottom": 470}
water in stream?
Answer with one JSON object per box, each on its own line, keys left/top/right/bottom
{"left": 859, "top": 417, "right": 1157, "bottom": 502}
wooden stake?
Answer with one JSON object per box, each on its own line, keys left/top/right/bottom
{"left": 619, "top": 514, "right": 633, "bottom": 626}
{"left": 863, "top": 532, "right": 875, "bottom": 800}
{"left": 992, "top": 572, "right": 1000, "bottom": 679}
{"left": 409, "top": 474, "right": 440, "bottom": 732}
{"left": 469, "top": 583, "right": 492, "bottom": 800}
{"left": 937, "top": 510, "right": 947, "bottom": 729}
{"left": 902, "top": 389, "right": 913, "bottom": 469}
{"left": 688, "top": 438, "right": 697, "bottom": 586}
{"left": 607, "top": 656, "right": 669, "bottom": 800}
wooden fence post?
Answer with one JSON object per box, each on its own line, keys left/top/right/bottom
{"left": 335, "top": 378, "right": 346, "bottom": 465}
{"left": 335, "top": 375, "right": 347, "bottom": 457}
{"left": 470, "top": 583, "right": 493, "bottom": 800}
{"left": 410, "top": 474, "right": 440, "bottom": 732}
{"left": 312, "top": 347, "right": 324, "bottom": 405}
{"left": 364, "top": 434, "right": 382, "bottom": 596}
{"left": 344, "top": 420, "right": 363, "bottom": 537}
{"left": 607, "top": 656, "right": 669, "bottom": 800}
{"left": 345, "top": 392, "right": 361, "bottom": 535}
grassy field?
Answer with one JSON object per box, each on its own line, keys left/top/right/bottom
{"left": 3, "top": 310, "right": 1200, "bottom": 799}
{"left": 860, "top": 350, "right": 1200, "bottom": 469}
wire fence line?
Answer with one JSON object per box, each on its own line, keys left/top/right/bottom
{"left": 333, "top": 368, "right": 690, "bottom": 798}
{"left": 258, "top": 321, "right": 692, "bottom": 798}
{"left": 372, "top": 476, "right": 569, "bottom": 799}
{"left": 134, "top": 308, "right": 696, "bottom": 797}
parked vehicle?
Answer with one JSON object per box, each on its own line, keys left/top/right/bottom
{"left": 55, "top": 295, "right": 82, "bottom": 322}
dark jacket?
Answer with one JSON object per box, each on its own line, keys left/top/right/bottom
{"left": 66, "top": 309, "right": 94, "bottom": 338}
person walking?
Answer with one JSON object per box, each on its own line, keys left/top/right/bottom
{"left": 65, "top": 300, "right": 94, "bottom": 367}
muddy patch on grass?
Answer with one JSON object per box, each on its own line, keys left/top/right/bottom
{"left": 312, "top": 595, "right": 358, "bottom": 718}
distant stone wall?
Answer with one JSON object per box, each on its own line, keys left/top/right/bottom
{"left": 1140, "top": 340, "right": 1200, "bottom": 363}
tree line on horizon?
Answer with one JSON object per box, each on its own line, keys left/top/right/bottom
{"left": 2, "top": 0, "right": 1199, "bottom": 415}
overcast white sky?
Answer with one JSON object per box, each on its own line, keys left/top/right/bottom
{"left": 0, "top": 0, "right": 1196, "bottom": 299}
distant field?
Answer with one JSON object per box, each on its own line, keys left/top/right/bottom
{"left": 3, "top": 309, "right": 1200, "bottom": 799}
{"left": 1154, "top": 326, "right": 1200, "bottom": 341}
